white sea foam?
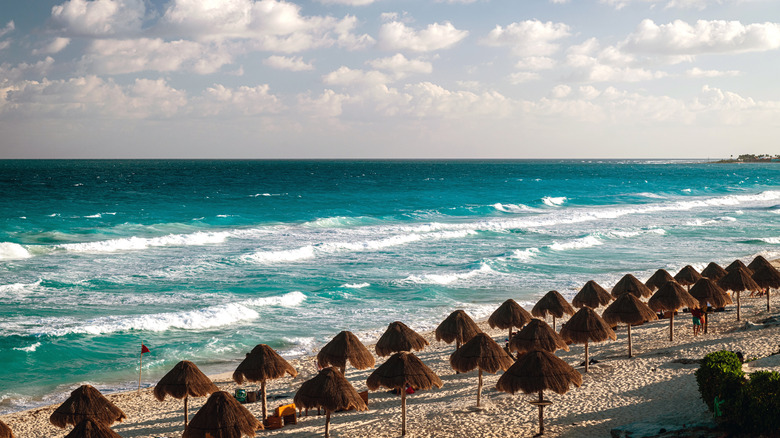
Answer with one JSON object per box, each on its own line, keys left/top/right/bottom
{"left": 399, "top": 263, "right": 493, "bottom": 285}
{"left": 243, "top": 291, "right": 306, "bottom": 308}
{"left": 13, "top": 342, "right": 41, "bottom": 352}
{"left": 341, "top": 283, "right": 370, "bottom": 289}
{"left": 493, "top": 203, "right": 535, "bottom": 213}
{"left": 0, "top": 243, "right": 31, "bottom": 260}
{"left": 0, "top": 280, "right": 42, "bottom": 297}
{"left": 542, "top": 196, "right": 567, "bottom": 207}
{"left": 242, "top": 246, "right": 316, "bottom": 263}
{"left": 760, "top": 237, "right": 780, "bottom": 244}
{"left": 510, "top": 248, "right": 540, "bottom": 261}
{"left": 606, "top": 228, "right": 666, "bottom": 238}
{"left": 636, "top": 192, "right": 666, "bottom": 199}
{"left": 549, "top": 235, "right": 603, "bottom": 251}
{"left": 56, "top": 231, "right": 230, "bottom": 253}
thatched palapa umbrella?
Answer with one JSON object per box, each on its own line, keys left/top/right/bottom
{"left": 701, "top": 262, "right": 728, "bottom": 281}
{"left": 183, "top": 391, "right": 262, "bottom": 438}
{"left": 689, "top": 278, "right": 732, "bottom": 334}
{"left": 718, "top": 266, "right": 761, "bottom": 321}
{"left": 602, "top": 294, "right": 657, "bottom": 357}
{"left": 367, "top": 352, "right": 442, "bottom": 436}
{"left": 64, "top": 418, "right": 121, "bottom": 438}
{"left": 752, "top": 265, "right": 780, "bottom": 312}
{"left": 674, "top": 265, "right": 702, "bottom": 291}
{"left": 0, "top": 420, "right": 14, "bottom": 438}
{"left": 296, "top": 367, "right": 367, "bottom": 438}
{"left": 611, "top": 274, "right": 653, "bottom": 299}
{"left": 154, "top": 360, "right": 219, "bottom": 428}
{"left": 435, "top": 310, "right": 482, "bottom": 352}
{"left": 50, "top": 385, "right": 126, "bottom": 429}
{"left": 510, "top": 318, "right": 569, "bottom": 355}
{"left": 376, "top": 321, "right": 429, "bottom": 357}
{"left": 450, "top": 333, "right": 514, "bottom": 407}
{"left": 560, "top": 307, "right": 616, "bottom": 372}
{"left": 725, "top": 259, "right": 752, "bottom": 274}
{"left": 747, "top": 255, "right": 774, "bottom": 273}
{"left": 496, "top": 350, "right": 582, "bottom": 436}
{"left": 531, "top": 291, "right": 575, "bottom": 331}
{"left": 572, "top": 280, "right": 613, "bottom": 309}
{"left": 233, "top": 344, "right": 298, "bottom": 419}
{"left": 644, "top": 269, "right": 674, "bottom": 292}
{"left": 488, "top": 299, "right": 532, "bottom": 345}
{"left": 317, "top": 331, "right": 375, "bottom": 375}
{"left": 647, "top": 280, "right": 698, "bottom": 341}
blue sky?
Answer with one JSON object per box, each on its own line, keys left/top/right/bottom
{"left": 0, "top": 0, "right": 778, "bottom": 158}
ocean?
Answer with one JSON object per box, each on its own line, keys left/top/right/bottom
{"left": 1, "top": 159, "right": 779, "bottom": 414}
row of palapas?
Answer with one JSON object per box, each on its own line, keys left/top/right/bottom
{"left": 1, "top": 256, "right": 777, "bottom": 438}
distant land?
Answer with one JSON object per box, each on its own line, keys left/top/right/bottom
{"left": 715, "top": 154, "right": 780, "bottom": 163}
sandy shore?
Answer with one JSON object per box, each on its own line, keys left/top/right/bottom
{"left": 3, "top": 286, "right": 780, "bottom": 437}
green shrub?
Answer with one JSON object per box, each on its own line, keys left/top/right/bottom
{"left": 732, "top": 371, "right": 780, "bottom": 434}
{"left": 694, "top": 351, "right": 744, "bottom": 411}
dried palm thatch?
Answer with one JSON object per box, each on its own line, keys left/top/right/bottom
{"left": 644, "top": 269, "right": 674, "bottom": 292}
{"left": 718, "top": 266, "right": 761, "bottom": 321}
{"left": 752, "top": 265, "right": 780, "bottom": 312}
{"left": 0, "top": 420, "right": 14, "bottom": 438}
{"left": 572, "top": 280, "right": 613, "bottom": 309}
{"left": 611, "top": 274, "right": 653, "bottom": 299}
{"left": 496, "top": 350, "right": 582, "bottom": 436}
{"left": 560, "top": 307, "right": 616, "bottom": 373}
{"left": 296, "top": 368, "right": 367, "bottom": 438}
{"left": 183, "top": 391, "right": 262, "bottom": 438}
{"left": 488, "top": 299, "right": 532, "bottom": 342}
{"left": 701, "top": 262, "right": 728, "bottom": 281}
{"left": 689, "top": 278, "right": 732, "bottom": 334}
{"left": 233, "top": 344, "right": 297, "bottom": 419}
{"left": 725, "top": 259, "right": 752, "bottom": 274}
{"left": 602, "top": 294, "right": 658, "bottom": 358}
{"left": 434, "top": 310, "right": 482, "bottom": 351}
{"left": 376, "top": 321, "right": 429, "bottom": 357}
{"left": 367, "top": 352, "right": 442, "bottom": 436}
{"left": 154, "top": 360, "right": 219, "bottom": 428}
{"left": 509, "top": 318, "right": 569, "bottom": 355}
{"left": 648, "top": 280, "right": 699, "bottom": 342}
{"left": 674, "top": 265, "right": 702, "bottom": 290}
{"left": 317, "top": 331, "right": 376, "bottom": 375}
{"left": 748, "top": 255, "right": 774, "bottom": 273}
{"left": 531, "top": 291, "right": 575, "bottom": 331}
{"left": 50, "top": 385, "right": 126, "bottom": 429}
{"left": 64, "top": 418, "right": 121, "bottom": 438}
{"left": 450, "top": 333, "right": 513, "bottom": 407}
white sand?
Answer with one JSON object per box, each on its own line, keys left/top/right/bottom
{"left": 3, "top": 291, "right": 780, "bottom": 437}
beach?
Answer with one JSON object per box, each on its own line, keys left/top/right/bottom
{"left": 3, "top": 278, "right": 780, "bottom": 437}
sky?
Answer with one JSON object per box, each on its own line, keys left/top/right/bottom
{"left": 0, "top": 0, "right": 778, "bottom": 159}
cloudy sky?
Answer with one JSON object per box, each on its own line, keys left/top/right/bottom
{"left": 1, "top": 0, "right": 778, "bottom": 159}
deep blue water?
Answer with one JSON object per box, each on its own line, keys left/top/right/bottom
{"left": 1, "top": 159, "right": 779, "bottom": 413}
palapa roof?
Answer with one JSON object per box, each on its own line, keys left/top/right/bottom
{"left": 154, "top": 360, "right": 219, "bottom": 402}
{"left": 0, "top": 420, "right": 14, "bottom": 438}
{"left": 183, "top": 391, "right": 263, "bottom": 438}
{"left": 496, "top": 350, "right": 582, "bottom": 396}
{"left": 317, "top": 331, "right": 376, "bottom": 371}
{"left": 572, "top": 280, "right": 613, "bottom": 308}
{"left": 602, "top": 293, "right": 658, "bottom": 326}
{"left": 434, "top": 310, "right": 482, "bottom": 345}
{"left": 689, "top": 278, "right": 732, "bottom": 308}
{"left": 488, "top": 299, "right": 532, "bottom": 330}
{"left": 701, "top": 262, "right": 728, "bottom": 281}
{"left": 752, "top": 265, "right": 780, "bottom": 289}
{"left": 367, "top": 351, "right": 443, "bottom": 391}
{"left": 644, "top": 270, "right": 674, "bottom": 292}
{"left": 449, "top": 333, "right": 514, "bottom": 374}
{"left": 725, "top": 259, "right": 752, "bottom": 274}
{"left": 748, "top": 255, "right": 774, "bottom": 273}
{"left": 64, "top": 418, "right": 121, "bottom": 438}
{"left": 509, "top": 318, "right": 569, "bottom": 354}
{"left": 531, "top": 291, "right": 575, "bottom": 318}
{"left": 718, "top": 266, "right": 761, "bottom": 293}
{"left": 50, "top": 385, "right": 126, "bottom": 429}
{"left": 376, "top": 321, "right": 429, "bottom": 357}
{"left": 674, "top": 265, "right": 702, "bottom": 286}
{"left": 233, "top": 344, "right": 297, "bottom": 385}
{"left": 648, "top": 280, "right": 699, "bottom": 312}
{"left": 611, "top": 274, "right": 653, "bottom": 298}
{"left": 559, "top": 307, "right": 616, "bottom": 344}
{"left": 294, "top": 368, "right": 368, "bottom": 412}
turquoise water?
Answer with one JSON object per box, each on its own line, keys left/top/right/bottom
{"left": 1, "top": 159, "right": 780, "bottom": 413}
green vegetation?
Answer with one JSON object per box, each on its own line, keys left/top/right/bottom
{"left": 716, "top": 154, "right": 780, "bottom": 163}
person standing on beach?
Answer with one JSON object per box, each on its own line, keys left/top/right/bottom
{"left": 691, "top": 307, "right": 703, "bottom": 336}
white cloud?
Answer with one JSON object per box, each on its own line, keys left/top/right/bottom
{"left": 317, "top": 0, "right": 376, "bottom": 4}
{"left": 509, "top": 72, "right": 541, "bottom": 84}
{"left": 81, "top": 38, "right": 234, "bottom": 74}
{"left": 33, "top": 37, "right": 72, "bottom": 55}
{"left": 0, "top": 21, "right": 14, "bottom": 38}
{"left": 565, "top": 38, "right": 667, "bottom": 82}
{"left": 600, "top": 0, "right": 753, "bottom": 9}
{"left": 51, "top": 0, "right": 145, "bottom": 36}
{"left": 483, "top": 20, "right": 570, "bottom": 57}
{"left": 0, "top": 58, "right": 56, "bottom": 82}
{"left": 551, "top": 84, "right": 571, "bottom": 98}
{"left": 199, "top": 83, "right": 282, "bottom": 115}
{"left": 0, "top": 41, "right": 10, "bottom": 51}
{"left": 378, "top": 21, "right": 468, "bottom": 52}
{"left": 401, "top": 82, "right": 513, "bottom": 118}
{"left": 515, "top": 56, "right": 555, "bottom": 70}
{"left": 264, "top": 55, "right": 314, "bottom": 71}
{"left": 367, "top": 54, "right": 432, "bottom": 78}
{"left": 623, "top": 19, "right": 780, "bottom": 55}
{"left": 323, "top": 66, "right": 391, "bottom": 87}
{"left": 686, "top": 67, "right": 740, "bottom": 78}
{"left": 579, "top": 85, "right": 601, "bottom": 100}
{"left": 298, "top": 89, "right": 349, "bottom": 117}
